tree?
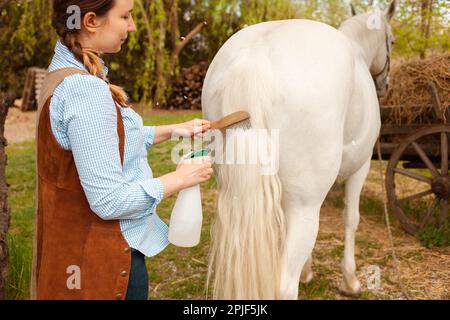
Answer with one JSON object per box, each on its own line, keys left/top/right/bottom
{"left": 0, "top": 0, "right": 55, "bottom": 96}
{"left": 420, "top": 0, "right": 434, "bottom": 59}
{"left": 1, "top": 0, "right": 449, "bottom": 105}
{"left": 0, "top": 0, "right": 11, "bottom": 11}
{"left": 0, "top": 1, "right": 13, "bottom": 300}
{"left": 0, "top": 92, "right": 12, "bottom": 300}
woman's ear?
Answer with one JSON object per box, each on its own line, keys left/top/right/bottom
{"left": 83, "top": 12, "right": 100, "bottom": 33}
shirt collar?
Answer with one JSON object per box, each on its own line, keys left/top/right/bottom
{"left": 48, "top": 40, "right": 109, "bottom": 78}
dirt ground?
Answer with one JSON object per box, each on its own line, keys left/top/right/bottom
{"left": 5, "top": 107, "right": 37, "bottom": 145}
{"left": 315, "top": 183, "right": 449, "bottom": 300}
{"left": 6, "top": 106, "right": 449, "bottom": 300}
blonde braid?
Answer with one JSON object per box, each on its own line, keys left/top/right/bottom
{"left": 63, "top": 33, "right": 130, "bottom": 108}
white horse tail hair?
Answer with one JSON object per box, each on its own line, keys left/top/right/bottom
{"left": 206, "top": 48, "right": 286, "bottom": 299}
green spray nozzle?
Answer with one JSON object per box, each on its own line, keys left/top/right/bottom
{"left": 189, "top": 148, "right": 210, "bottom": 159}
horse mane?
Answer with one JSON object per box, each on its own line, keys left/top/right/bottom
{"left": 339, "top": 14, "right": 371, "bottom": 41}
{"left": 339, "top": 13, "right": 387, "bottom": 66}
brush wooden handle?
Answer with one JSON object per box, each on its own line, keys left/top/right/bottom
{"left": 210, "top": 111, "right": 250, "bottom": 130}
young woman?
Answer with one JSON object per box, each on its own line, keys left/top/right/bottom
{"left": 31, "top": 0, "right": 213, "bottom": 300}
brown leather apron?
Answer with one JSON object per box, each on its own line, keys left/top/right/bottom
{"left": 30, "top": 68, "right": 131, "bottom": 300}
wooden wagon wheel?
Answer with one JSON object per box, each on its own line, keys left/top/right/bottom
{"left": 386, "top": 124, "right": 449, "bottom": 235}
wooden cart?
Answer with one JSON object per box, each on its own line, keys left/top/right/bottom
{"left": 373, "top": 82, "right": 449, "bottom": 236}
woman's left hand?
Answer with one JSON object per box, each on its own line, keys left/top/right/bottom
{"left": 177, "top": 119, "right": 211, "bottom": 137}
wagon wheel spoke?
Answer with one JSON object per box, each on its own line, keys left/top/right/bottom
{"left": 411, "top": 142, "right": 440, "bottom": 178}
{"left": 441, "top": 132, "right": 448, "bottom": 176}
{"left": 398, "top": 189, "right": 433, "bottom": 205}
{"left": 441, "top": 198, "right": 449, "bottom": 227}
{"left": 419, "top": 198, "right": 439, "bottom": 229}
{"left": 394, "top": 168, "right": 433, "bottom": 184}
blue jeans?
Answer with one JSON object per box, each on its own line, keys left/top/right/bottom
{"left": 125, "top": 249, "right": 149, "bottom": 300}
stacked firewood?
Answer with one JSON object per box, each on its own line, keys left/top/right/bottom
{"left": 14, "top": 67, "right": 48, "bottom": 111}
{"left": 164, "top": 61, "right": 209, "bottom": 110}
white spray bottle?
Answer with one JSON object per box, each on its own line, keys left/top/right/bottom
{"left": 168, "top": 148, "right": 210, "bottom": 247}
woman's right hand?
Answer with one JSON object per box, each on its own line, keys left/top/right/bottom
{"left": 176, "top": 156, "right": 213, "bottom": 189}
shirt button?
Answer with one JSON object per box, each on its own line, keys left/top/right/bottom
{"left": 115, "top": 293, "right": 122, "bottom": 300}
{"left": 124, "top": 247, "right": 130, "bottom": 253}
{"left": 121, "top": 271, "right": 128, "bottom": 277}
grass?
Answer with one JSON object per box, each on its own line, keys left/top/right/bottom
{"left": 416, "top": 223, "right": 449, "bottom": 248}
{"left": 6, "top": 141, "right": 35, "bottom": 300}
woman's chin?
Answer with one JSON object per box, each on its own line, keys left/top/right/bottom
{"left": 103, "top": 45, "right": 123, "bottom": 54}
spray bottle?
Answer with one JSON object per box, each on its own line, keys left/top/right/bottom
{"left": 168, "top": 148, "right": 210, "bottom": 247}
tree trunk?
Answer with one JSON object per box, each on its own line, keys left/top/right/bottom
{"left": 0, "top": 0, "right": 12, "bottom": 12}
{"left": 154, "top": 15, "right": 168, "bottom": 106}
{"left": 168, "top": 0, "right": 182, "bottom": 78}
{"left": 0, "top": 92, "right": 12, "bottom": 300}
{"left": 420, "top": 0, "right": 433, "bottom": 59}
{"left": 155, "top": 0, "right": 206, "bottom": 108}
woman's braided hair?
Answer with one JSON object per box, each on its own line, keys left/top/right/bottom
{"left": 52, "top": 0, "right": 129, "bottom": 107}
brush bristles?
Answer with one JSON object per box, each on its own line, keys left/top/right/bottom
{"left": 227, "top": 119, "right": 252, "bottom": 130}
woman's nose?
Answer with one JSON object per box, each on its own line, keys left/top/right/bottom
{"left": 128, "top": 16, "right": 136, "bottom": 32}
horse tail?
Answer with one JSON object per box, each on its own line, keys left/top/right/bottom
{"left": 206, "top": 48, "right": 286, "bottom": 299}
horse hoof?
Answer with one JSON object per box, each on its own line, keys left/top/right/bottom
{"left": 300, "top": 271, "right": 314, "bottom": 285}
{"left": 339, "top": 279, "right": 362, "bottom": 297}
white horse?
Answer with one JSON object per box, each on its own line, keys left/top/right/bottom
{"left": 201, "top": 1, "right": 396, "bottom": 299}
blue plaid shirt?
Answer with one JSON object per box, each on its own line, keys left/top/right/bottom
{"left": 47, "top": 40, "right": 169, "bottom": 257}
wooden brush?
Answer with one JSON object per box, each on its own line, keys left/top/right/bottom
{"left": 209, "top": 111, "right": 251, "bottom": 130}
{"left": 188, "top": 111, "right": 250, "bottom": 158}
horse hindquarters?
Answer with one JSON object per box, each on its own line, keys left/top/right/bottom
{"left": 204, "top": 48, "right": 287, "bottom": 299}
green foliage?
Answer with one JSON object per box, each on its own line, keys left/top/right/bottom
{"left": 240, "top": 0, "right": 298, "bottom": 25}
{"left": 392, "top": 0, "right": 450, "bottom": 58}
{"left": 5, "top": 141, "right": 36, "bottom": 300}
{"left": 416, "top": 223, "right": 449, "bottom": 248}
{"left": 6, "top": 233, "right": 32, "bottom": 300}
{"left": 113, "top": 0, "right": 168, "bottom": 103}
{"left": 0, "top": 0, "right": 56, "bottom": 95}
{"left": 1, "top": 0, "right": 448, "bottom": 102}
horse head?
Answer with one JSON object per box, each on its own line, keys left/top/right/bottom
{"left": 347, "top": 1, "right": 397, "bottom": 97}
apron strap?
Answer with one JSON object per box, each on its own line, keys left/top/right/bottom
{"left": 37, "top": 67, "right": 90, "bottom": 110}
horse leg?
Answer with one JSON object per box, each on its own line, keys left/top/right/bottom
{"left": 280, "top": 203, "right": 322, "bottom": 299}
{"left": 339, "top": 159, "right": 371, "bottom": 296}
{"left": 300, "top": 254, "right": 314, "bottom": 284}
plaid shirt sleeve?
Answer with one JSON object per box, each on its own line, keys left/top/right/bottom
{"left": 60, "top": 74, "right": 164, "bottom": 220}
{"left": 142, "top": 126, "right": 155, "bottom": 150}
